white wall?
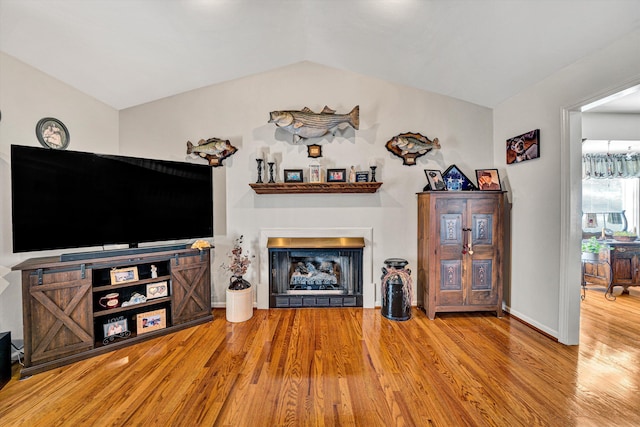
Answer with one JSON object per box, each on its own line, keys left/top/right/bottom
{"left": 119, "top": 61, "right": 494, "bottom": 309}
{"left": 0, "top": 52, "right": 119, "bottom": 337}
{"left": 582, "top": 112, "right": 640, "bottom": 141}
{"left": 493, "top": 29, "right": 640, "bottom": 340}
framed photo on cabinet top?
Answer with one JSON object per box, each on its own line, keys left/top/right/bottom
{"left": 476, "top": 169, "right": 502, "bottom": 191}
{"left": 424, "top": 169, "right": 447, "bottom": 191}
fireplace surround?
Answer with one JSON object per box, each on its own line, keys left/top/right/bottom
{"left": 258, "top": 228, "right": 374, "bottom": 309}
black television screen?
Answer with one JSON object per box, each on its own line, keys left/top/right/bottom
{"left": 11, "top": 145, "right": 213, "bottom": 253}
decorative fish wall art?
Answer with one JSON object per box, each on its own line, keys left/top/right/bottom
{"left": 186, "top": 137, "right": 238, "bottom": 167}
{"left": 268, "top": 105, "right": 359, "bottom": 143}
{"left": 385, "top": 132, "right": 440, "bottom": 166}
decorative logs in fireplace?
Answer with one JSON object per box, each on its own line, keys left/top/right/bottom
{"left": 267, "top": 237, "right": 364, "bottom": 308}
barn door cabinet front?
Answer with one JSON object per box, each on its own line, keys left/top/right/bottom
{"left": 22, "top": 265, "right": 94, "bottom": 368}
{"left": 417, "top": 191, "right": 505, "bottom": 320}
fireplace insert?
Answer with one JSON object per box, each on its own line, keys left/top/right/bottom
{"left": 268, "top": 238, "right": 364, "bottom": 308}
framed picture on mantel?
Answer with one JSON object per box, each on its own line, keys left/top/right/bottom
{"left": 327, "top": 168, "right": 346, "bottom": 182}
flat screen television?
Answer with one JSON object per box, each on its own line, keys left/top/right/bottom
{"left": 11, "top": 145, "right": 213, "bottom": 254}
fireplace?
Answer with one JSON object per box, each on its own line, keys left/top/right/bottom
{"left": 268, "top": 237, "right": 364, "bottom": 308}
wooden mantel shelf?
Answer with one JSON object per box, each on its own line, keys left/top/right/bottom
{"left": 249, "top": 182, "right": 383, "bottom": 194}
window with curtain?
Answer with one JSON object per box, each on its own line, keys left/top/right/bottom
{"left": 582, "top": 153, "right": 640, "bottom": 178}
{"left": 582, "top": 176, "right": 639, "bottom": 235}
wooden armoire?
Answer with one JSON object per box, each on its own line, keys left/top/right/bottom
{"left": 417, "top": 191, "right": 505, "bottom": 319}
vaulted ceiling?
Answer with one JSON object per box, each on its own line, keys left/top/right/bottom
{"left": 1, "top": 0, "right": 639, "bottom": 111}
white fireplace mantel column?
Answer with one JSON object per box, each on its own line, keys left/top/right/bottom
{"left": 258, "top": 227, "right": 374, "bottom": 309}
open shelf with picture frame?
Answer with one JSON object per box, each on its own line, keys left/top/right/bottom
{"left": 249, "top": 181, "right": 382, "bottom": 194}
{"left": 13, "top": 246, "right": 213, "bottom": 377}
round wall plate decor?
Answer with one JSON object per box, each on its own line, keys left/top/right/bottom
{"left": 36, "top": 117, "right": 70, "bottom": 149}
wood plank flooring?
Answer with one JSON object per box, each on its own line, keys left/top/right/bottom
{"left": 1, "top": 288, "right": 639, "bottom": 426}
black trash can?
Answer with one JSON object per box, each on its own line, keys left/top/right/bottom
{"left": 381, "top": 258, "right": 412, "bottom": 321}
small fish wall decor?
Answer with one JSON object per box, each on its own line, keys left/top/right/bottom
{"left": 385, "top": 132, "right": 440, "bottom": 166}
{"left": 268, "top": 105, "right": 359, "bottom": 143}
{"left": 186, "top": 137, "right": 238, "bottom": 167}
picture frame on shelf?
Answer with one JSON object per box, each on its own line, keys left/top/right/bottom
{"left": 327, "top": 168, "right": 346, "bottom": 182}
{"left": 137, "top": 308, "right": 166, "bottom": 335}
{"left": 110, "top": 266, "right": 139, "bottom": 285}
{"left": 146, "top": 281, "right": 168, "bottom": 299}
{"left": 355, "top": 171, "right": 369, "bottom": 182}
{"left": 284, "top": 169, "right": 303, "bottom": 183}
{"left": 309, "top": 164, "right": 321, "bottom": 183}
{"left": 103, "top": 316, "right": 128, "bottom": 339}
{"left": 475, "top": 169, "right": 502, "bottom": 191}
{"left": 442, "top": 164, "right": 477, "bottom": 191}
{"left": 424, "top": 169, "right": 447, "bottom": 191}
{"left": 35, "top": 117, "right": 70, "bottom": 150}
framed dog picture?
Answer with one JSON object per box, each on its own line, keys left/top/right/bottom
{"left": 506, "top": 129, "right": 540, "bottom": 164}
{"left": 476, "top": 169, "right": 502, "bottom": 191}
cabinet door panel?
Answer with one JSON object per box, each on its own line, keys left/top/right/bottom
{"left": 172, "top": 252, "right": 211, "bottom": 324}
{"left": 612, "top": 256, "right": 634, "bottom": 284}
{"left": 435, "top": 198, "right": 465, "bottom": 306}
{"left": 26, "top": 269, "right": 93, "bottom": 365}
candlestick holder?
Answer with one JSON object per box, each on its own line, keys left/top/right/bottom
{"left": 370, "top": 165, "right": 377, "bottom": 182}
{"left": 255, "top": 158, "right": 264, "bottom": 183}
{"left": 268, "top": 162, "right": 275, "bottom": 183}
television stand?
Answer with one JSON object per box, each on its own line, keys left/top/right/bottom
{"left": 13, "top": 246, "right": 212, "bottom": 377}
{"left": 60, "top": 243, "right": 189, "bottom": 262}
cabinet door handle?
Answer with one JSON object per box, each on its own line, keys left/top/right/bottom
{"left": 462, "top": 228, "right": 473, "bottom": 255}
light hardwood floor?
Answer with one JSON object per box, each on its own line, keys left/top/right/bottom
{"left": 1, "top": 288, "right": 639, "bottom": 426}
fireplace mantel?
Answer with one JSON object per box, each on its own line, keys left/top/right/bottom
{"left": 249, "top": 182, "right": 382, "bottom": 194}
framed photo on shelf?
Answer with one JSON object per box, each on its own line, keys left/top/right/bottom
{"left": 309, "top": 164, "right": 321, "bottom": 183}
{"left": 146, "top": 281, "right": 168, "bottom": 299}
{"left": 355, "top": 171, "right": 369, "bottom": 182}
{"left": 103, "top": 316, "right": 128, "bottom": 339}
{"left": 284, "top": 169, "right": 303, "bottom": 183}
{"left": 327, "top": 168, "right": 346, "bottom": 182}
{"left": 110, "top": 266, "right": 139, "bottom": 285}
{"left": 137, "top": 308, "right": 166, "bottom": 335}
{"left": 475, "top": 169, "right": 502, "bottom": 191}
{"left": 424, "top": 169, "right": 447, "bottom": 191}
